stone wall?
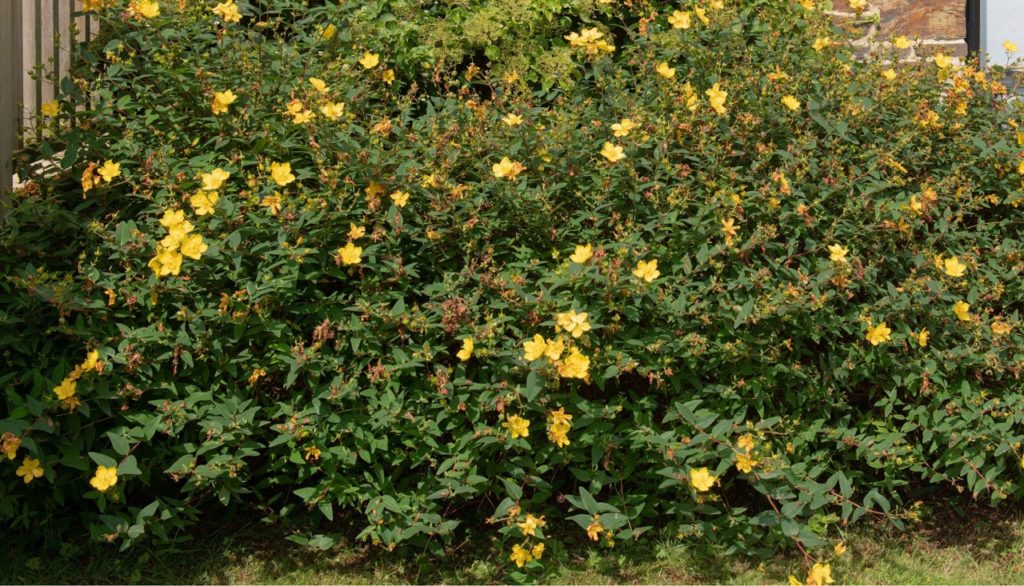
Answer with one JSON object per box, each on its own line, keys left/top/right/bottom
{"left": 831, "top": 0, "right": 967, "bottom": 60}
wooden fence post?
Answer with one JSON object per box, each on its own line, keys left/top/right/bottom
{"left": 1, "top": 1, "right": 24, "bottom": 205}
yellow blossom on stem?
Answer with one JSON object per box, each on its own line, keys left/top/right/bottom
{"left": 632, "top": 259, "right": 660, "bottom": 283}
{"left": 556, "top": 347, "right": 590, "bottom": 380}
{"left": 211, "top": 90, "right": 237, "bottom": 115}
{"left": 90, "top": 465, "right": 118, "bottom": 492}
{"left": 200, "top": 168, "right": 230, "bottom": 191}
{"left": 517, "top": 513, "right": 546, "bottom": 537}
{"left": 321, "top": 102, "right": 345, "bottom": 120}
{"left": 953, "top": 300, "right": 971, "bottom": 322}
{"left": 390, "top": 191, "right": 410, "bottom": 207}
{"left": 16, "top": 457, "right": 44, "bottom": 484}
{"left": 359, "top": 52, "right": 380, "bottom": 69}
{"left": 943, "top": 256, "right": 967, "bottom": 278}
{"left": 611, "top": 118, "right": 637, "bottom": 137}
{"left": 828, "top": 244, "right": 848, "bottom": 264}
{"left": 781, "top": 95, "right": 801, "bottom": 111}
{"left": 98, "top": 160, "right": 121, "bottom": 183}
{"left": 503, "top": 415, "right": 530, "bottom": 439}
{"left": 212, "top": 1, "right": 241, "bottom": 23}
{"left": 492, "top": 157, "right": 526, "bottom": 179}
{"left": 555, "top": 310, "right": 591, "bottom": 338}
{"left": 190, "top": 190, "right": 219, "bottom": 216}
{"left": 570, "top": 244, "right": 593, "bottom": 264}
{"left": 655, "top": 62, "right": 676, "bottom": 79}
{"left": 509, "top": 544, "right": 532, "bottom": 567}
{"left": 270, "top": 162, "right": 296, "bottom": 186}
{"left": 600, "top": 142, "right": 625, "bottom": 162}
{"left": 586, "top": 515, "right": 604, "bottom": 541}
{"left": 806, "top": 562, "right": 834, "bottom": 585}
{"left": 523, "top": 335, "right": 548, "bottom": 361}
{"left": 502, "top": 113, "right": 524, "bottom": 127}
{"left": 668, "top": 10, "right": 691, "bottom": 29}
{"left": 689, "top": 467, "right": 716, "bottom": 492}
{"left": 456, "top": 337, "right": 474, "bottom": 362}
{"left": 338, "top": 242, "right": 363, "bottom": 266}
{"left": 865, "top": 322, "right": 892, "bottom": 346}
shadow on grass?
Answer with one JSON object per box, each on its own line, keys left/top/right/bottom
{"left": 2, "top": 502, "right": 1023, "bottom": 584}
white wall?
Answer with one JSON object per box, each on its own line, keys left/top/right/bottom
{"left": 981, "top": 0, "right": 1024, "bottom": 65}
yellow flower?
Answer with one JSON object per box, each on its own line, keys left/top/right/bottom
{"left": 943, "top": 256, "right": 967, "bottom": 278}
{"left": 503, "top": 415, "right": 530, "bottom": 439}
{"left": 492, "top": 157, "right": 526, "bottom": 179}
{"left": 180, "top": 234, "right": 208, "bottom": 260}
{"left": 270, "top": 162, "right": 296, "bottom": 186}
{"left": 788, "top": 576, "right": 802, "bottom": 586}
{"left": 321, "top": 102, "right": 345, "bottom": 121}
{"left": 655, "top": 62, "right": 676, "bottom": 79}
{"left": 190, "top": 190, "right": 219, "bottom": 216}
{"left": 694, "top": 5, "right": 709, "bottom": 24}
{"left": 200, "top": 168, "right": 231, "bottom": 191}
{"left": 834, "top": 542, "right": 848, "bottom": 556}
{"left": 737, "top": 433, "right": 755, "bottom": 452}
{"left": 165, "top": 218, "right": 194, "bottom": 244}
{"left": 917, "top": 329, "right": 930, "bottom": 347}
{"left": 390, "top": 191, "right": 410, "bottom": 207}
{"left": 934, "top": 54, "right": 953, "bottom": 69}
{"left": 292, "top": 110, "right": 315, "bottom": 125}
{"left": 338, "top": 242, "right": 363, "bottom": 266}
{"left": 40, "top": 100, "right": 60, "bottom": 117}
{"left": 668, "top": 10, "right": 691, "bottom": 29}
{"left": 544, "top": 336, "right": 564, "bottom": 361}
{"left": 16, "top": 457, "right": 44, "bottom": 484}
{"left": 706, "top": 83, "right": 728, "bottom": 115}
{"left": 735, "top": 453, "right": 757, "bottom": 473}
{"left": 89, "top": 465, "right": 118, "bottom": 492}
{"left": 502, "top": 113, "right": 524, "bottom": 127}
{"left": 382, "top": 69, "right": 396, "bottom": 85}
{"left": 632, "top": 259, "right": 660, "bottom": 283}
{"left": 303, "top": 446, "right": 321, "bottom": 462}
{"left": 359, "top": 52, "right": 380, "bottom": 69}
{"left": 611, "top": 118, "right": 637, "bottom": 137}
{"left": 600, "top": 142, "right": 626, "bottom": 162}
{"left": 721, "top": 218, "right": 738, "bottom": 245}
{"left": 781, "top": 95, "right": 801, "bottom": 111}
{"left": 893, "top": 35, "right": 912, "bottom": 49}
{"left": 812, "top": 37, "right": 831, "bottom": 52}
{"left": 211, "top": 90, "right": 237, "bottom": 115}
{"left": 129, "top": 0, "right": 160, "bottom": 19}
{"left": 828, "top": 244, "right": 848, "bottom": 263}
{"left": 517, "top": 513, "right": 546, "bottom": 537}
{"left": 531, "top": 543, "right": 545, "bottom": 560}
{"left": 555, "top": 310, "right": 591, "bottom": 338}
{"left": 456, "top": 337, "right": 474, "bottom": 362}
{"left": 549, "top": 407, "right": 573, "bottom": 427}
{"left": 1004, "top": 40, "right": 1018, "bottom": 54}
{"left": 806, "top": 562, "right": 834, "bottom": 586}
{"left": 309, "top": 77, "right": 328, "bottom": 93}
{"left": 509, "top": 544, "right": 533, "bottom": 568}
{"left": 689, "top": 467, "right": 716, "bottom": 492}
{"left": 53, "top": 377, "right": 77, "bottom": 400}
{"left": 523, "top": 335, "right": 548, "bottom": 361}
{"left": 348, "top": 223, "right": 366, "bottom": 240}
{"left": 150, "top": 248, "right": 183, "bottom": 277}
{"left": 320, "top": 23, "right": 337, "bottom": 40}
{"left": 992, "top": 321, "right": 1013, "bottom": 336}
{"left": 953, "top": 300, "right": 971, "bottom": 322}
{"left": 261, "top": 192, "right": 283, "bottom": 215}
{"left": 556, "top": 348, "right": 590, "bottom": 380}
{"left": 882, "top": 68, "right": 897, "bottom": 81}
{"left": 570, "top": 244, "right": 593, "bottom": 264}
{"left": 547, "top": 408, "right": 572, "bottom": 448}
{"left": 98, "top": 160, "right": 121, "bottom": 183}
{"left": 586, "top": 515, "right": 604, "bottom": 541}
{"left": 159, "top": 209, "right": 184, "bottom": 229}
{"left": 847, "top": 0, "right": 866, "bottom": 10}
{"left": 865, "top": 322, "right": 891, "bottom": 346}
{"left": 212, "top": 1, "right": 241, "bottom": 23}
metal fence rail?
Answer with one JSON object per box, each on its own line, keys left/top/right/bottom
{"left": 2, "top": 0, "right": 95, "bottom": 201}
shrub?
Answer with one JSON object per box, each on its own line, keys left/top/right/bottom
{"left": 3, "top": 0, "right": 1024, "bottom": 580}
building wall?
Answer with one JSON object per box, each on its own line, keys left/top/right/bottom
{"left": 832, "top": 0, "right": 968, "bottom": 59}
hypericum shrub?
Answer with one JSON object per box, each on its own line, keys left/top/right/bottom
{"left": 3, "top": 0, "right": 1024, "bottom": 582}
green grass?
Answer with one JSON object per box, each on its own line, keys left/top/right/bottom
{"left": 4, "top": 506, "right": 1024, "bottom": 584}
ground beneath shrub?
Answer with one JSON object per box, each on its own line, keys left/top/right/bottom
{"left": 4, "top": 505, "right": 1022, "bottom": 584}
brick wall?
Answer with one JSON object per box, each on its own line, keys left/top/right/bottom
{"left": 831, "top": 0, "right": 967, "bottom": 60}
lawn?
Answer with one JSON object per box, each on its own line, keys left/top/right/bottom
{"left": 5, "top": 505, "right": 1022, "bottom": 584}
